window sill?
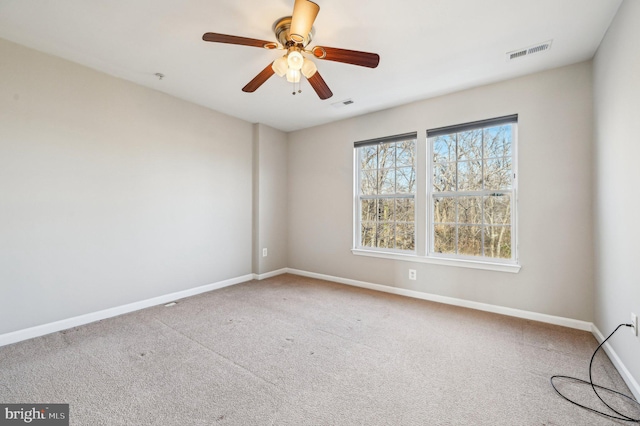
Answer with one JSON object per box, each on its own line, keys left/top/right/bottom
{"left": 351, "top": 249, "right": 521, "bottom": 273}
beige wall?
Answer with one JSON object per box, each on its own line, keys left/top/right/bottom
{"left": 252, "top": 123, "right": 288, "bottom": 275}
{"left": 593, "top": 0, "right": 640, "bottom": 392}
{"left": 288, "top": 61, "right": 595, "bottom": 321}
{"left": 0, "top": 38, "right": 253, "bottom": 335}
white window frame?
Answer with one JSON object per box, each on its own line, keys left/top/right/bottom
{"left": 353, "top": 133, "right": 418, "bottom": 255}
{"left": 352, "top": 116, "right": 520, "bottom": 273}
{"left": 427, "top": 116, "right": 518, "bottom": 267}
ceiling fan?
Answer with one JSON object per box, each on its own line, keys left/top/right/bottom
{"left": 202, "top": 0, "right": 380, "bottom": 100}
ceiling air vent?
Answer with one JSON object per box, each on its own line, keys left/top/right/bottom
{"left": 331, "top": 98, "right": 354, "bottom": 109}
{"left": 506, "top": 40, "right": 553, "bottom": 61}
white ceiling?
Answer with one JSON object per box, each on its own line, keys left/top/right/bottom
{"left": 0, "top": 0, "right": 622, "bottom": 132}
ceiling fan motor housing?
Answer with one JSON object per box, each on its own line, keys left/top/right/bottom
{"left": 273, "top": 16, "right": 314, "bottom": 47}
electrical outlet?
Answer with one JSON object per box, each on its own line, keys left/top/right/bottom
{"left": 409, "top": 269, "right": 416, "bottom": 280}
{"left": 262, "top": 248, "right": 268, "bottom": 257}
{"left": 632, "top": 313, "right": 638, "bottom": 337}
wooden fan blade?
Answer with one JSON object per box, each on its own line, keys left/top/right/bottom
{"left": 290, "top": 0, "right": 320, "bottom": 43}
{"left": 312, "top": 46, "right": 380, "bottom": 68}
{"left": 202, "top": 32, "right": 277, "bottom": 49}
{"left": 307, "top": 71, "right": 333, "bottom": 100}
{"left": 242, "top": 63, "right": 276, "bottom": 93}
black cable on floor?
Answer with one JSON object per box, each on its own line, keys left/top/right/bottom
{"left": 550, "top": 323, "right": 640, "bottom": 422}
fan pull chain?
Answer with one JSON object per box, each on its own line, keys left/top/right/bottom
{"left": 292, "top": 79, "right": 301, "bottom": 95}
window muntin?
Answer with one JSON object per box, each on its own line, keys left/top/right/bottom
{"left": 429, "top": 119, "right": 516, "bottom": 262}
{"left": 356, "top": 135, "right": 417, "bottom": 252}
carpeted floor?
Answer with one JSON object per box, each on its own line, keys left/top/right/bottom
{"left": 1, "top": 274, "right": 638, "bottom": 425}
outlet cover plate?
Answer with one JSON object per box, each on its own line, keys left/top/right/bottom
{"left": 409, "top": 269, "right": 416, "bottom": 280}
{"left": 632, "top": 313, "right": 638, "bottom": 337}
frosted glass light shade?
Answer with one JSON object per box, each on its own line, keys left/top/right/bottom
{"left": 286, "top": 69, "right": 301, "bottom": 83}
{"left": 287, "top": 50, "right": 304, "bottom": 71}
{"left": 301, "top": 59, "right": 317, "bottom": 78}
{"left": 272, "top": 56, "right": 288, "bottom": 77}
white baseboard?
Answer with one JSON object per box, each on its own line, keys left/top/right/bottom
{"left": 253, "top": 268, "right": 288, "bottom": 280}
{"left": 592, "top": 325, "right": 640, "bottom": 401}
{"left": 286, "top": 268, "right": 593, "bottom": 331}
{"left": 0, "top": 273, "right": 254, "bottom": 348}
{"left": 0, "top": 266, "right": 594, "bottom": 343}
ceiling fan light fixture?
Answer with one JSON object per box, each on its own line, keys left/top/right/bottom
{"left": 287, "top": 50, "right": 304, "bottom": 70}
{"left": 301, "top": 58, "right": 317, "bottom": 78}
{"left": 286, "top": 68, "right": 301, "bottom": 83}
{"left": 272, "top": 56, "right": 288, "bottom": 77}
{"left": 202, "top": 0, "right": 378, "bottom": 100}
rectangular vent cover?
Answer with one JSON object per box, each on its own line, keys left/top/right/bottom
{"left": 507, "top": 40, "right": 553, "bottom": 61}
{"left": 331, "top": 98, "right": 354, "bottom": 108}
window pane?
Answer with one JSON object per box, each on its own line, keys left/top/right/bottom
{"left": 484, "top": 195, "right": 511, "bottom": 225}
{"left": 484, "top": 226, "right": 511, "bottom": 259}
{"left": 396, "top": 140, "right": 415, "bottom": 167}
{"left": 457, "top": 160, "right": 482, "bottom": 191}
{"left": 379, "top": 198, "right": 395, "bottom": 222}
{"left": 433, "top": 135, "right": 456, "bottom": 163}
{"left": 458, "top": 225, "right": 482, "bottom": 256}
{"left": 379, "top": 168, "right": 395, "bottom": 194}
{"left": 396, "top": 223, "right": 415, "bottom": 251}
{"left": 396, "top": 198, "right": 415, "bottom": 222}
{"left": 376, "top": 223, "right": 395, "bottom": 249}
{"left": 378, "top": 143, "right": 395, "bottom": 169}
{"left": 396, "top": 166, "right": 415, "bottom": 193}
{"left": 361, "top": 199, "right": 377, "bottom": 222}
{"left": 484, "top": 157, "right": 512, "bottom": 190}
{"left": 434, "top": 224, "right": 456, "bottom": 254}
{"left": 361, "top": 222, "right": 376, "bottom": 247}
{"left": 361, "top": 170, "right": 377, "bottom": 195}
{"left": 484, "top": 125, "right": 512, "bottom": 159}
{"left": 458, "top": 196, "right": 482, "bottom": 225}
{"left": 433, "top": 162, "right": 456, "bottom": 192}
{"left": 360, "top": 145, "right": 378, "bottom": 169}
{"left": 457, "top": 129, "right": 483, "bottom": 161}
{"left": 433, "top": 197, "right": 455, "bottom": 224}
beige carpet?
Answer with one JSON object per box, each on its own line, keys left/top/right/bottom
{"left": 1, "top": 274, "right": 638, "bottom": 425}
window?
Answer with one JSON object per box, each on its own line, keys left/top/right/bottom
{"left": 428, "top": 115, "right": 517, "bottom": 263}
{"left": 355, "top": 133, "right": 417, "bottom": 252}
{"left": 352, "top": 115, "right": 518, "bottom": 272}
